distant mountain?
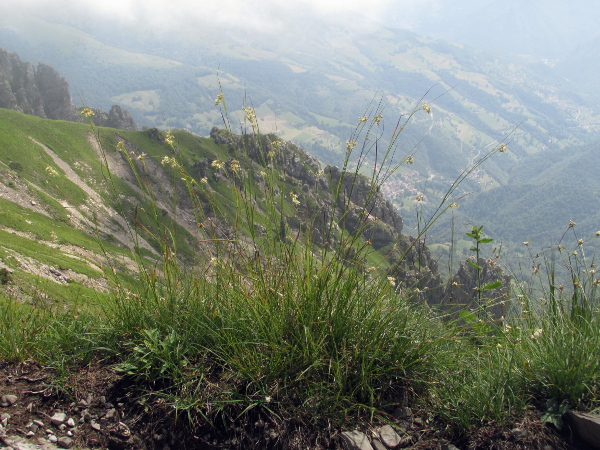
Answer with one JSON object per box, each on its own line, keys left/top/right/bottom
{"left": 555, "top": 35, "right": 600, "bottom": 102}
{"left": 2, "top": 2, "right": 599, "bottom": 274}
{"left": 382, "top": 0, "right": 600, "bottom": 58}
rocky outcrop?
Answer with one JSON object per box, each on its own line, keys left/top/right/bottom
{"left": 0, "top": 49, "right": 47, "bottom": 118}
{"left": 0, "top": 48, "right": 78, "bottom": 121}
{"left": 0, "top": 48, "right": 137, "bottom": 130}
{"left": 435, "top": 256, "right": 510, "bottom": 319}
{"left": 208, "top": 126, "right": 443, "bottom": 296}
{"left": 35, "top": 63, "right": 80, "bottom": 121}
{"left": 91, "top": 105, "right": 139, "bottom": 131}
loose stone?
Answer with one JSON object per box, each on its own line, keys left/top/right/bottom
{"left": 57, "top": 436, "right": 73, "bottom": 448}
{"left": 340, "top": 430, "right": 374, "bottom": 450}
{"left": 371, "top": 438, "right": 387, "bottom": 450}
{"left": 50, "top": 413, "right": 67, "bottom": 426}
{"left": 379, "top": 424, "right": 402, "bottom": 448}
{"left": 0, "top": 395, "right": 17, "bottom": 407}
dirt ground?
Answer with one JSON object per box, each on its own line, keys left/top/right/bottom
{"left": 0, "top": 361, "right": 588, "bottom": 449}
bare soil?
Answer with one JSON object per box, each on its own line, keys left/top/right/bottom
{"left": 0, "top": 362, "right": 588, "bottom": 449}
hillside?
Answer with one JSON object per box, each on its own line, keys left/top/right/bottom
{"left": 0, "top": 109, "right": 597, "bottom": 450}
{"left": 0, "top": 107, "right": 451, "bottom": 309}
{"left": 3, "top": 2, "right": 600, "bottom": 268}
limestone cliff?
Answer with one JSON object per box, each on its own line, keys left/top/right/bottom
{"left": 91, "top": 105, "right": 139, "bottom": 131}
{"left": 0, "top": 48, "right": 137, "bottom": 130}
{"left": 435, "top": 256, "right": 511, "bottom": 319}
{"left": 209, "top": 126, "right": 443, "bottom": 295}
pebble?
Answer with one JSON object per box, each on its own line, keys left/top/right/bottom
{"left": 66, "top": 418, "right": 75, "bottom": 428}
{"left": 50, "top": 412, "right": 67, "bottom": 426}
{"left": 340, "top": 430, "right": 374, "bottom": 450}
{"left": 33, "top": 420, "right": 44, "bottom": 428}
{"left": 81, "top": 409, "right": 92, "bottom": 422}
{"left": 48, "top": 434, "right": 58, "bottom": 443}
{"left": 371, "top": 438, "right": 387, "bottom": 450}
{"left": 378, "top": 425, "right": 402, "bottom": 448}
{"left": 57, "top": 436, "right": 73, "bottom": 448}
{"left": 90, "top": 421, "right": 101, "bottom": 431}
{"left": 0, "top": 395, "right": 17, "bottom": 407}
{"left": 104, "top": 408, "right": 116, "bottom": 420}
{"left": 1, "top": 413, "right": 10, "bottom": 427}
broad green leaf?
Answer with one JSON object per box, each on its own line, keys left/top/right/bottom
{"left": 482, "top": 281, "right": 502, "bottom": 290}
{"left": 466, "top": 260, "right": 482, "bottom": 270}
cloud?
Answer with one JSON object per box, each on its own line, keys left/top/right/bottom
{"left": 9, "top": 0, "right": 404, "bottom": 32}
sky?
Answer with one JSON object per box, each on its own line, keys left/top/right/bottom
{"left": 6, "top": 0, "right": 433, "bottom": 33}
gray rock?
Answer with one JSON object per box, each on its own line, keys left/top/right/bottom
{"left": 340, "top": 430, "right": 374, "bottom": 450}
{"left": 0, "top": 414, "right": 9, "bottom": 427}
{"left": 66, "top": 418, "right": 75, "bottom": 428}
{"left": 1, "top": 435, "right": 58, "bottom": 449}
{"left": 379, "top": 425, "right": 402, "bottom": 448}
{"left": 0, "top": 395, "right": 17, "bottom": 407}
{"left": 104, "top": 408, "right": 116, "bottom": 420}
{"left": 442, "top": 444, "right": 460, "bottom": 450}
{"left": 32, "top": 421, "right": 44, "bottom": 428}
{"left": 50, "top": 412, "right": 67, "bottom": 427}
{"left": 48, "top": 435, "right": 58, "bottom": 443}
{"left": 81, "top": 410, "right": 92, "bottom": 422}
{"left": 57, "top": 436, "right": 74, "bottom": 448}
{"left": 90, "top": 421, "right": 101, "bottom": 431}
{"left": 393, "top": 407, "right": 412, "bottom": 420}
{"left": 371, "top": 438, "right": 387, "bottom": 450}
{"left": 567, "top": 411, "right": 600, "bottom": 449}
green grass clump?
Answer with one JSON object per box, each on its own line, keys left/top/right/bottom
{"left": 0, "top": 96, "right": 597, "bottom": 443}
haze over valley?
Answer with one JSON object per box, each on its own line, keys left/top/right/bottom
{"left": 2, "top": 0, "right": 600, "bottom": 273}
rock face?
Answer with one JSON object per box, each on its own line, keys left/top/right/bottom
{"left": 435, "top": 256, "right": 510, "bottom": 319}
{"left": 35, "top": 63, "right": 80, "bottom": 122}
{"left": 92, "top": 105, "right": 139, "bottom": 131}
{"left": 209, "top": 126, "right": 444, "bottom": 297}
{"left": 0, "top": 48, "right": 78, "bottom": 121}
{"left": 0, "top": 47, "right": 137, "bottom": 130}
